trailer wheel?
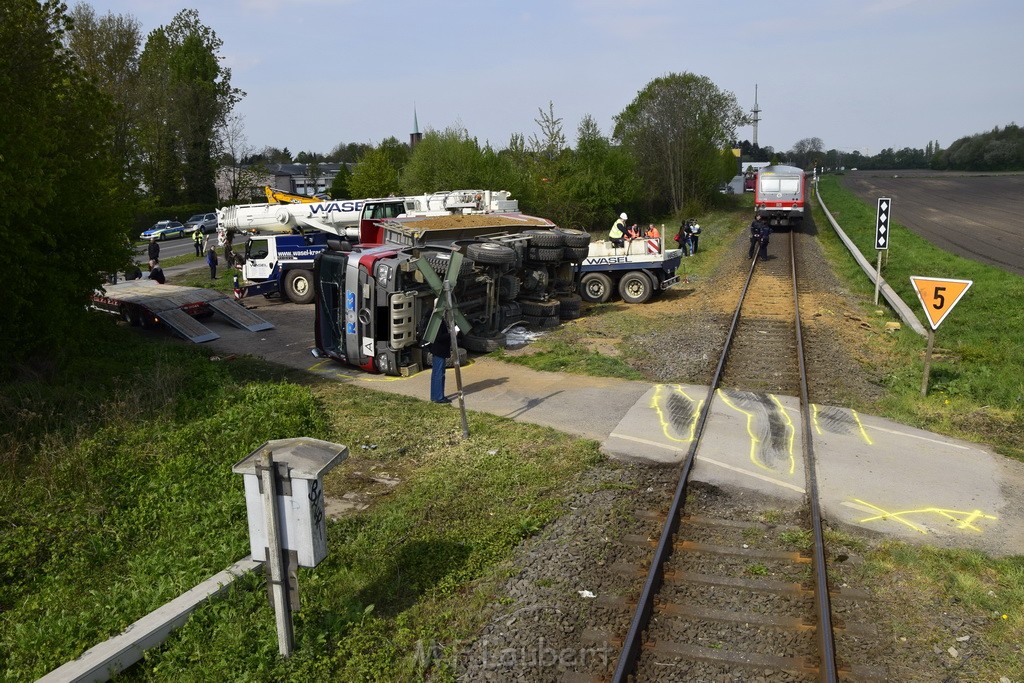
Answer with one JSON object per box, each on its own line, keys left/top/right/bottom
{"left": 619, "top": 271, "right": 653, "bottom": 304}
{"left": 579, "top": 272, "right": 613, "bottom": 304}
{"left": 284, "top": 269, "right": 315, "bottom": 304}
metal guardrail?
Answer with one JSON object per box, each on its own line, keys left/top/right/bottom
{"left": 815, "top": 184, "right": 927, "bottom": 337}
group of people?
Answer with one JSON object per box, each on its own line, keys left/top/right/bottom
{"left": 609, "top": 210, "right": 771, "bottom": 261}
{"left": 608, "top": 213, "right": 661, "bottom": 248}
{"left": 674, "top": 219, "right": 702, "bottom": 256}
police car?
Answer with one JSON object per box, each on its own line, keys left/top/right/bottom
{"left": 140, "top": 220, "right": 186, "bottom": 241}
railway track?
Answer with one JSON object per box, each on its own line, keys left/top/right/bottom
{"left": 605, "top": 229, "right": 881, "bottom": 682}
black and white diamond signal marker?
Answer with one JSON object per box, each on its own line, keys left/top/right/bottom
{"left": 875, "top": 197, "right": 891, "bottom": 250}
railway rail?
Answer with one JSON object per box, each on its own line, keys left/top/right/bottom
{"left": 605, "top": 230, "right": 878, "bottom": 682}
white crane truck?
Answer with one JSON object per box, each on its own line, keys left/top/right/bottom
{"left": 223, "top": 190, "right": 519, "bottom": 304}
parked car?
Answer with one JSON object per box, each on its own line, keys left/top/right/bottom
{"left": 139, "top": 220, "right": 186, "bottom": 241}
{"left": 184, "top": 212, "right": 218, "bottom": 234}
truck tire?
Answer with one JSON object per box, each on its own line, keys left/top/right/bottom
{"left": 526, "top": 245, "right": 564, "bottom": 262}
{"left": 523, "top": 229, "right": 564, "bottom": 248}
{"left": 467, "top": 241, "right": 517, "bottom": 265}
{"left": 557, "top": 293, "right": 582, "bottom": 320}
{"left": 553, "top": 227, "right": 591, "bottom": 247}
{"left": 563, "top": 245, "right": 590, "bottom": 262}
{"left": 618, "top": 270, "right": 653, "bottom": 304}
{"left": 579, "top": 272, "right": 613, "bottom": 304}
{"left": 462, "top": 332, "right": 507, "bottom": 353}
{"left": 523, "top": 313, "right": 561, "bottom": 329}
{"left": 284, "top": 269, "right": 315, "bottom": 304}
{"left": 519, "top": 299, "right": 560, "bottom": 317}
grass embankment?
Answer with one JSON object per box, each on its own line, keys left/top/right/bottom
{"left": 815, "top": 175, "right": 1024, "bottom": 460}
{"left": 0, "top": 321, "right": 601, "bottom": 681}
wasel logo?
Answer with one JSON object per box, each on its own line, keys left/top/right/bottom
{"left": 585, "top": 256, "right": 629, "bottom": 265}
{"left": 309, "top": 201, "right": 364, "bottom": 215}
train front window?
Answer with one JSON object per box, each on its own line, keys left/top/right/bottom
{"left": 760, "top": 178, "right": 781, "bottom": 193}
{"left": 780, "top": 178, "right": 800, "bottom": 193}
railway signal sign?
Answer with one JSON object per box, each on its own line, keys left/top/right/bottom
{"left": 875, "top": 197, "right": 891, "bottom": 250}
{"left": 910, "top": 276, "right": 973, "bottom": 396}
{"left": 910, "top": 276, "right": 973, "bottom": 330}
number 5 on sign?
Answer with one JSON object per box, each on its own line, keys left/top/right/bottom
{"left": 910, "top": 276, "right": 973, "bottom": 396}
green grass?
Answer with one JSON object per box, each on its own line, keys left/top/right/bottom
{"left": 0, "top": 320, "right": 601, "bottom": 681}
{"left": 497, "top": 197, "right": 752, "bottom": 376}
{"left": 815, "top": 176, "right": 1024, "bottom": 459}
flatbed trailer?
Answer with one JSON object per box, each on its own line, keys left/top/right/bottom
{"left": 91, "top": 281, "right": 274, "bottom": 343}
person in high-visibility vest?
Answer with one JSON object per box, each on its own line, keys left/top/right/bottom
{"left": 192, "top": 227, "right": 204, "bottom": 256}
{"left": 609, "top": 212, "right": 627, "bottom": 248}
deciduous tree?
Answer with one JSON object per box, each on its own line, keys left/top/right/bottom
{"left": 0, "top": 0, "right": 131, "bottom": 367}
{"left": 614, "top": 73, "right": 746, "bottom": 215}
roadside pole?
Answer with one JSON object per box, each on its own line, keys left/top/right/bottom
{"left": 874, "top": 198, "right": 891, "bottom": 305}
{"left": 259, "top": 450, "right": 293, "bottom": 657}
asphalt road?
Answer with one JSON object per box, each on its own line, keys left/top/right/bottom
{"left": 839, "top": 170, "right": 1024, "bottom": 276}
{"left": 135, "top": 234, "right": 202, "bottom": 262}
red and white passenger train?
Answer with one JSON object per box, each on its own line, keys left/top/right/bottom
{"left": 754, "top": 164, "right": 806, "bottom": 228}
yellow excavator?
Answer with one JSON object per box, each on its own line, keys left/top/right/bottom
{"left": 263, "top": 186, "right": 329, "bottom": 204}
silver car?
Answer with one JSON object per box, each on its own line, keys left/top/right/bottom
{"left": 185, "top": 212, "right": 218, "bottom": 234}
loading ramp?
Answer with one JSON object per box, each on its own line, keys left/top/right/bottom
{"left": 92, "top": 281, "right": 274, "bottom": 343}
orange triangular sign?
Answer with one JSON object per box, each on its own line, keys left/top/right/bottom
{"left": 910, "top": 276, "right": 973, "bottom": 330}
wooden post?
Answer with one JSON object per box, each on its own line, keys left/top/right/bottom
{"left": 443, "top": 281, "right": 470, "bottom": 438}
{"left": 920, "top": 328, "right": 935, "bottom": 397}
{"left": 260, "top": 450, "right": 293, "bottom": 657}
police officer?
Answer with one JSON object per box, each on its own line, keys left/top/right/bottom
{"left": 748, "top": 213, "right": 770, "bottom": 259}
{"left": 192, "top": 227, "right": 204, "bottom": 256}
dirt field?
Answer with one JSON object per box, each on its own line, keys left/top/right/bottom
{"left": 839, "top": 170, "right": 1024, "bottom": 276}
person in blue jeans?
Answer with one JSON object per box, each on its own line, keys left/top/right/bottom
{"left": 428, "top": 319, "right": 453, "bottom": 403}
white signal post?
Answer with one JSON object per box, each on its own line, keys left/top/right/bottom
{"left": 874, "top": 198, "right": 891, "bottom": 305}
{"left": 910, "top": 276, "right": 973, "bottom": 397}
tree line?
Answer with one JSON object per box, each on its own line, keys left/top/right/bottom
{"left": 16, "top": 0, "right": 1015, "bottom": 372}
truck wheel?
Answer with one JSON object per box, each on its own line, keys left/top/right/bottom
{"left": 467, "top": 241, "right": 517, "bottom": 265}
{"left": 523, "top": 229, "right": 564, "bottom": 248}
{"left": 563, "top": 246, "right": 590, "bottom": 262}
{"left": 618, "top": 271, "right": 653, "bottom": 304}
{"left": 284, "top": 269, "right": 315, "bottom": 304}
{"left": 526, "top": 245, "right": 564, "bottom": 262}
{"left": 579, "top": 272, "right": 613, "bottom": 303}
{"left": 553, "top": 227, "right": 592, "bottom": 247}
{"left": 462, "top": 332, "right": 507, "bottom": 353}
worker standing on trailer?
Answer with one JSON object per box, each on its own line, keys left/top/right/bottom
{"left": 609, "top": 212, "right": 627, "bottom": 248}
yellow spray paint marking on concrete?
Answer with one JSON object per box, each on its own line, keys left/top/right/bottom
{"left": 307, "top": 359, "right": 409, "bottom": 384}
{"left": 810, "top": 404, "right": 873, "bottom": 445}
{"left": 850, "top": 408, "right": 873, "bottom": 445}
{"left": 651, "top": 384, "right": 702, "bottom": 444}
{"left": 768, "top": 394, "right": 796, "bottom": 475}
{"left": 716, "top": 393, "right": 794, "bottom": 473}
{"left": 851, "top": 498, "right": 997, "bottom": 534}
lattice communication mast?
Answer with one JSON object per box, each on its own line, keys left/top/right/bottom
{"left": 751, "top": 85, "right": 762, "bottom": 147}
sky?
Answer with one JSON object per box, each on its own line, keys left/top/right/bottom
{"left": 82, "top": 0, "right": 1022, "bottom": 157}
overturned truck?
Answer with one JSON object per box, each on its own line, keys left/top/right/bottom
{"left": 313, "top": 213, "right": 591, "bottom": 375}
